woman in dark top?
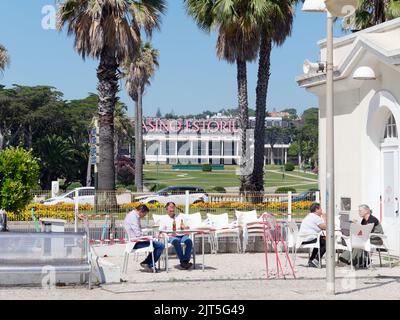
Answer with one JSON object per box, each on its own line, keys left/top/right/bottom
{"left": 339, "top": 204, "right": 383, "bottom": 268}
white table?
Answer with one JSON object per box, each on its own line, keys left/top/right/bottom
{"left": 160, "top": 228, "right": 212, "bottom": 272}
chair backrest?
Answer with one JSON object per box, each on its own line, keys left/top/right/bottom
{"left": 184, "top": 212, "right": 202, "bottom": 228}
{"left": 152, "top": 214, "right": 164, "bottom": 226}
{"left": 235, "top": 210, "right": 257, "bottom": 226}
{"left": 207, "top": 213, "right": 229, "bottom": 229}
{"left": 261, "top": 213, "right": 277, "bottom": 230}
{"left": 350, "top": 223, "right": 374, "bottom": 250}
{"left": 287, "top": 221, "right": 299, "bottom": 248}
{"left": 0, "top": 232, "right": 88, "bottom": 265}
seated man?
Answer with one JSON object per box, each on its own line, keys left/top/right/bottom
{"left": 159, "top": 202, "right": 193, "bottom": 270}
{"left": 299, "top": 203, "right": 327, "bottom": 268}
{"left": 339, "top": 204, "right": 383, "bottom": 268}
{"left": 124, "top": 204, "right": 165, "bottom": 272}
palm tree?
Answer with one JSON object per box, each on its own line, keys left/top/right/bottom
{"left": 57, "top": 0, "right": 165, "bottom": 199}
{"left": 250, "top": 0, "right": 296, "bottom": 193}
{"left": 0, "top": 44, "right": 10, "bottom": 73}
{"left": 123, "top": 42, "right": 159, "bottom": 192}
{"left": 185, "top": 0, "right": 262, "bottom": 193}
{"left": 349, "top": 0, "right": 400, "bottom": 30}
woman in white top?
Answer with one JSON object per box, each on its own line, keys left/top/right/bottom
{"left": 299, "top": 203, "right": 327, "bottom": 268}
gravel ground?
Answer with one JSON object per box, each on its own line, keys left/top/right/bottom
{"left": 1, "top": 247, "right": 399, "bottom": 300}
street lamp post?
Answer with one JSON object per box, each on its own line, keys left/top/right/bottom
{"left": 302, "top": 0, "right": 357, "bottom": 295}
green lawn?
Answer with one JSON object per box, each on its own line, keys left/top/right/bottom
{"left": 143, "top": 164, "right": 318, "bottom": 193}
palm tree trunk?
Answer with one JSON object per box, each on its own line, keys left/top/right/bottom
{"left": 135, "top": 86, "right": 144, "bottom": 192}
{"left": 251, "top": 35, "right": 272, "bottom": 192}
{"left": 114, "top": 134, "right": 119, "bottom": 184}
{"left": 96, "top": 48, "right": 118, "bottom": 208}
{"left": 237, "top": 59, "right": 250, "bottom": 193}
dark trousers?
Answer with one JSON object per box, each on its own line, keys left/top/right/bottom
{"left": 302, "top": 235, "right": 326, "bottom": 262}
{"left": 134, "top": 240, "right": 165, "bottom": 267}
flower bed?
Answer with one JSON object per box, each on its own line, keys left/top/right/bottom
{"left": 7, "top": 201, "right": 312, "bottom": 221}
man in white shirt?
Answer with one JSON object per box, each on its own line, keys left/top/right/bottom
{"left": 299, "top": 203, "right": 327, "bottom": 268}
{"left": 124, "top": 205, "right": 165, "bottom": 272}
{"left": 159, "top": 202, "right": 193, "bottom": 270}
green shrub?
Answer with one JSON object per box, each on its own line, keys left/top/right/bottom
{"left": 0, "top": 147, "right": 40, "bottom": 213}
{"left": 284, "top": 162, "right": 295, "bottom": 172}
{"left": 275, "top": 187, "right": 297, "bottom": 193}
{"left": 202, "top": 164, "right": 212, "bottom": 172}
{"left": 66, "top": 182, "right": 83, "bottom": 191}
{"left": 116, "top": 184, "right": 137, "bottom": 192}
{"left": 212, "top": 186, "right": 226, "bottom": 193}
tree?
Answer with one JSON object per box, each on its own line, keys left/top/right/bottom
{"left": 348, "top": 0, "right": 400, "bottom": 30}
{"left": 0, "top": 44, "right": 9, "bottom": 73}
{"left": 265, "top": 126, "right": 284, "bottom": 165}
{"left": 123, "top": 42, "right": 160, "bottom": 192}
{"left": 0, "top": 147, "right": 40, "bottom": 213}
{"left": 35, "top": 135, "right": 74, "bottom": 190}
{"left": 281, "top": 108, "right": 298, "bottom": 120}
{"left": 185, "top": 0, "right": 261, "bottom": 193}
{"left": 57, "top": 0, "right": 166, "bottom": 200}
{"left": 250, "top": 0, "right": 296, "bottom": 192}
{"left": 165, "top": 110, "right": 177, "bottom": 119}
{"left": 0, "top": 86, "right": 97, "bottom": 189}
{"left": 156, "top": 107, "right": 162, "bottom": 118}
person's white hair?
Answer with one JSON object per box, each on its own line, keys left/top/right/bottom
{"left": 359, "top": 204, "right": 372, "bottom": 213}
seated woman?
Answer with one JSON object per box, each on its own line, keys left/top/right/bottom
{"left": 339, "top": 204, "right": 383, "bottom": 268}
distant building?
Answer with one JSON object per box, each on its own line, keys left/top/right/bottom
{"left": 128, "top": 116, "right": 291, "bottom": 165}
{"left": 269, "top": 111, "right": 291, "bottom": 118}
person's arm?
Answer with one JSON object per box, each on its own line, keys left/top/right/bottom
{"left": 317, "top": 215, "right": 326, "bottom": 230}
{"left": 318, "top": 223, "right": 327, "bottom": 230}
{"left": 125, "top": 216, "right": 143, "bottom": 239}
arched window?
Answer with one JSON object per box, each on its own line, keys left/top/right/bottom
{"left": 384, "top": 114, "right": 398, "bottom": 139}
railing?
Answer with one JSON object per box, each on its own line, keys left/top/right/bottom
{"left": 6, "top": 190, "right": 319, "bottom": 237}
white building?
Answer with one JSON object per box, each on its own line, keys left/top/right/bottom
{"left": 139, "top": 117, "right": 291, "bottom": 165}
{"left": 297, "top": 18, "right": 400, "bottom": 254}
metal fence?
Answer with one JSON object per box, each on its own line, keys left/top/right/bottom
{"left": 5, "top": 190, "right": 319, "bottom": 242}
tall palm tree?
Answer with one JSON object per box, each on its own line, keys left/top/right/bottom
{"left": 349, "top": 0, "right": 400, "bottom": 30}
{"left": 185, "top": 0, "right": 262, "bottom": 193}
{"left": 250, "top": 0, "right": 296, "bottom": 193}
{"left": 0, "top": 44, "right": 10, "bottom": 73}
{"left": 123, "top": 42, "right": 159, "bottom": 192}
{"left": 57, "top": 0, "right": 165, "bottom": 199}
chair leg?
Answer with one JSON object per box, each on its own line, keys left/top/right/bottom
{"left": 151, "top": 250, "right": 155, "bottom": 273}
{"left": 88, "top": 271, "right": 91, "bottom": 290}
{"left": 319, "top": 251, "right": 321, "bottom": 268}
{"left": 378, "top": 250, "right": 382, "bottom": 267}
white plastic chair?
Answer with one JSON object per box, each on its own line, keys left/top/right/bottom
{"left": 182, "top": 212, "right": 215, "bottom": 253}
{"left": 121, "top": 234, "right": 156, "bottom": 274}
{"left": 152, "top": 214, "right": 164, "bottom": 227}
{"left": 369, "top": 233, "right": 391, "bottom": 267}
{"left": 287, "top": 220, "right": 323, "bottom": 268}
{"left": 342, "top": 223, "right": 374, "bottom": 270}
{"left": 207, "top": 213, "right": 241, "bottom": 253}
{"left": 235, "top": 210, "right": 264, "bottom": 253}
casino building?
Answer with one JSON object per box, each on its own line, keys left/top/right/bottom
{"left": 134, "top": 115, "right": 291, "bottom": 165}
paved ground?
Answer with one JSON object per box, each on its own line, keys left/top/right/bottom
{"left": 0, "top": 245, "right": 399, "bottom": 300}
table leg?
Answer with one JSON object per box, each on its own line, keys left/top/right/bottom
{"left": 202, "top": 233, "right": 205, "bottom": 272}
{"left": 165, "top": 237, "right": 169, "bottom": 273}
{"left": 193, "top": 233, "right": 196, "bottom": 270}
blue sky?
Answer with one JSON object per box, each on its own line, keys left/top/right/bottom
{"left": 0, "top": 0, "right": 345, "bottom": 117}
